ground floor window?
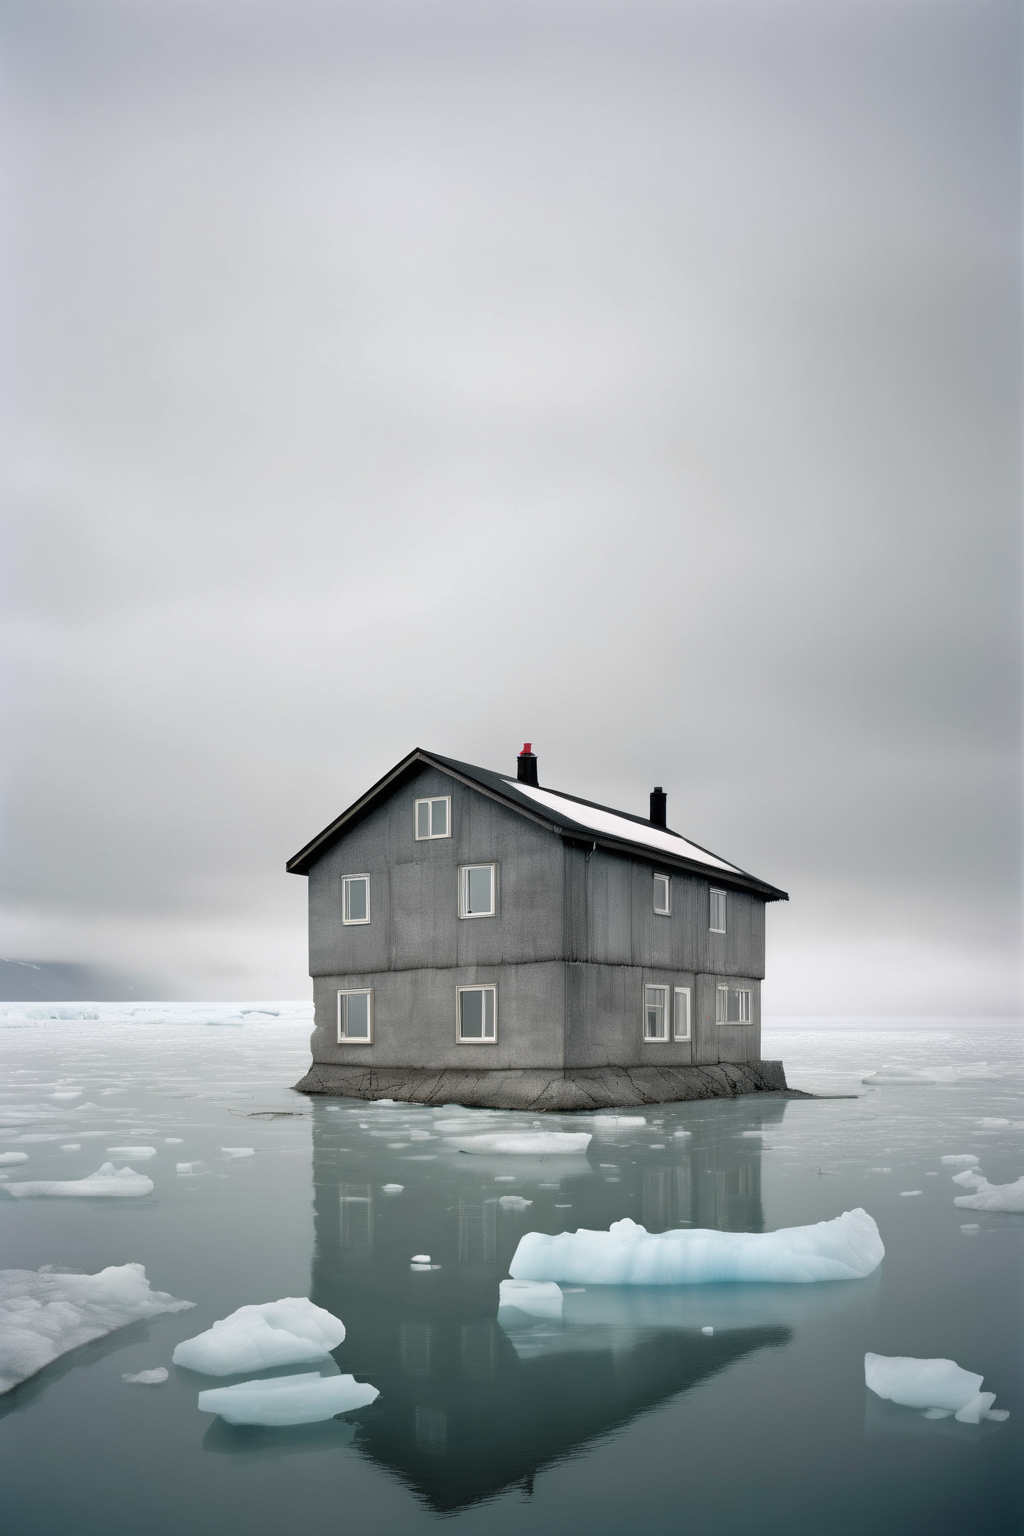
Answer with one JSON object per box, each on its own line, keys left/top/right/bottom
{"left": 457, "top": 985, "right": 497, "bottom": 1042}
{"left": 673, "top": 986, "right": 691, "bottom": 1041}
{"left": 716, "top": 985, "right": 752, "bottom": 1025}
{"left": 337, "top": 988, "right": 373, "bottom": 1042}
{"left": 644, "top": 984, "right": 669, "bottom": 1041}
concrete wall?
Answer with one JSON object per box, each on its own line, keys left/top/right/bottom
{"left": 563, "top": 964, "right": 760, "bottom": 1068}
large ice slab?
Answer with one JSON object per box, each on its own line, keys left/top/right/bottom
{"left": 0, "top": 1264, "right": 194, "bottom": 1394}
{"left": 197, "top": 1371, "right": 378, "bottom": 1426}
{"left": 953, "top": 1173, "right": 1024, "bottom": 1213}
{"left": 446, "top": 1132, "right": 591, "bottom": 1155}
{"left": 172, "top": 1297, "right": 345, "bottom": 1375}
{"left": 865, "top": 1353, "right": 1006, "bottom": 1420}
{"left": 3, "top": 1163, "right": 154, "bottom": 1198}
{"left": 509, "top": 1210, "right": 884, "bottom": 1285}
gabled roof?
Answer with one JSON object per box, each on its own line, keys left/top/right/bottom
{"left": 286, "top": 749, "right": 788, "bottom": 901}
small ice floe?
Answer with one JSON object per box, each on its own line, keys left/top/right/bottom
{"left": 498, "top": 1279, "right": 563, "bottom": 1320}
{"left": 176, "top": 1162, "right": 208, "bottom": 1176}
{"left": 740, "top": 1131, "right": 765, "bottom": 1138}
{"left": 3, "top": 1163, "right": 153, "bottom": 1199}
{"left": 900, "top": 1191, "right": 922, "bottom": 1198}
{"left": 861, "top": 1067, "right": 936, "bottom": 1086}
{"left": 865, "top": 1353, "right": 1008, "bottom": 1422}
{"left": 870, "top": 1168, "right": 892, "bottom": 1174}
{"left": 539, "top": 1182, "right": 560, "bottom": 1190}
{"left": 221, "top": 1148, "right": 255, "bottom": 1159}
{"left": 940, "top": 1155, "right": 979, "bottom": 1167}
{"left": 446, "top": 1132, "right": 592, "bottom": 1155}
{"left": 60, "top": 1144, "right": 81, "bottom": 1152}
{"left": 960, "top": 1223, "right": 980, "bottom": 1232}
{"left": 701, "top": 1326, "right": 714, "bottom": 1336}
{"left": 952, "top": 1171, "right": 1024, "bottom": 1213}
{"left": 122, "top": 1367, "right": 169, "bottom": 1385}
{"left": 590, "top": 1115, "right": 646, "bottom": 1128}
{"left": 50, "top": 1091, "right": 83, "bottom": 1102}
{"left": 411, "top": 1254, "right": 430, "bottom": 1264}
{"left": 494, "top": 1176, "right": 516, "bottom": 1183}
{"left": 106, "top": 1146, "right": 157, "bottom": 1160}
{"left": 976, "top": 1118, "right": 1010, "bottom": 1128}
{"left": 164, "top": 1139, "right": 183, "bottom": 1145}
{"left": 381, "top": 1184, "right": 404, "bottom": 1194}
{"left": 0, "top": 1153, "right": 28, "bottom": 1165}
{"left": 509, "top": 1209, "right": 884, "bottom": 1285}
{"left": 173, "top": 1298, "right": 345, "bottom": 1375}
{"left": 197, "top": 1371, "right": 378, "bottom": 1426}
{"left": 371, "top": 1099, "right": 396, "bottom": 1106}
{"left": 325, "top": 1106, "right": 340, "bottom": 1112}
{"left": 673, "top": 1130, "right": 693, "bottom": 1139}
{"left": 498, "top": 1196, "right": 533, "bottom": 1211}
{"left": 0, "top": 1264, "right": 194, "bottom": 1394}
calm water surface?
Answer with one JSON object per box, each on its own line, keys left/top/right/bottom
{"left": 1, "top": 1011, "right": 1021, "bottom": 1535}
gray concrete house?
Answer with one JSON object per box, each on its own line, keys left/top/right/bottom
{"left": 289, "top": 746, "right": 791, "bottom": 1109}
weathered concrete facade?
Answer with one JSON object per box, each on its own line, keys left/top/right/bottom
{"left": 289, "top": 750, "right": 789, "bottom": 1108}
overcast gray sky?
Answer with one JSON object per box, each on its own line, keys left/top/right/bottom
{"left": 2, "top": 0, "right": 1020, "bottom": 1013}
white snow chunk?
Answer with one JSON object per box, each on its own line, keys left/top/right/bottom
{"left": 498, "top": 1196, "right": 533, "bottom": 1211}
{"left": 3, "top": 1163, "right": 153, "bottom": 1198}
{"left": 591, "top": 1115, "right": 646, "bottom": 1128}
{"left": 986, "top": 1409, "right": 1010, "bottom": 1421}
{"left": 122, "top": 1367, "right": 169, "bottom": 1384}
{"left": 953, "top": 1174, "right": 1024, "bottom": 1213}
{"left": 673, "top": 1130, "right": 693, "bottom": 1139}
{"left": 381, "top": 1184, "right": 403, "bottom": 1194}
{"left": 900, "top": 1191, "right": 922, "bottom": 1197}
{"left": 0, "top": 1153, "right": 28, "bottom": 1165}
{"left": 172, "top": 1298, "right": 345, "bottom": 1375}
{"left": 861, "top": 1067, "right": 936, "bottom": 1086}
{"left": 865, "top": 1353, "right": 986, "bottom": 1411}
{"left": 371, "top": 1099, "right": 396, "bottom": 1106}
{"left": 198, "top": 1371, "right": 378, "bottom": 1426}
{"left": 446, "top": 1132, "right": 591, "bottom": 1155}
{"left": 510, "top": 1209, "right": 884, "bottom": 1285}
{"left": 221, "top": 1147, "right": 255, "bottom": 1159}
{"left": 411, "top": 1255, "right": 430, "bottom": 1264}
{"left": 940, "top": 1155, "right": 979, "bottom": 1167}
{"left": 951, "top": 1169, "right": 985, "bottom": 1188}
{"left": 0, "top": 1264, "right": 194, "bottom": 1394}
{"left": 960, "top": 1223, "right": 980, "bottom": 1232}
{"left": 701, "top": 1326, "right": 714, "bottom": 1335}
{"left": 60, "top": 1144, "right": 81, "bottom": 1152}
{"left": 499, "top": 1279, "right": 563, "bottom": 1319}
{"left": 106, "top": 1146, "right": 157, "bottom": 1159}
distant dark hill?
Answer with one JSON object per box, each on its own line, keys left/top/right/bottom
{"left": 0, "top": 957, "right": 159, "bottom": 1002}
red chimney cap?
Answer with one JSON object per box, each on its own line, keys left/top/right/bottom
{"left": 519, "top": 743, "right": 533, "bottom": 755}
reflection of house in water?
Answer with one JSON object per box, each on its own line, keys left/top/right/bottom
{"left": 309, "top": 1100, "right": 793, "bottom": 1512}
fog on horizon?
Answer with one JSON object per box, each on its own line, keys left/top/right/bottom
{"left": 2, "top": 0, "right": 1020, "bottom": 1015}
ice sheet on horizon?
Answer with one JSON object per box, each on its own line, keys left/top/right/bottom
{"left": 172, "top": 1297, "right": 345, "bottom": 1375}
{"left": 3, "top": 1163, "right": 153, "bottom": 1198}
{"left": 0, "top": 1265, "right": 193, "bottom": 1394}
{"left": 197, "top": 1371, "right": 378, "bottom": 1426}
{"left": 510, "top": 1209, "right": 884, "bottom": 1285}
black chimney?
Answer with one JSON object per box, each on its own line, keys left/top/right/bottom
{"left": 517, "top": 743, "right": 538, "bottom": 787}
{"left": 649, "top": 786, "right": 667, "bottom": 827}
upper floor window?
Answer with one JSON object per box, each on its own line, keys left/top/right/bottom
{"left": 415, "top": 796, "right": 451, "bottom": 840}
{"left": 716, "top": 985, "right": 751, "bottom": 1025}
{"left": 460, "top": 864, "right": 496, "bottom": 919}
{"left": 338, "top": 988, "right": 373, "bottom": 1043}
{"left": 644, "top": 984, "right": 669, "bottom": 1041}
{"left": 653, "top": 873, "right": 671, "bottom": 915}
{"left": 457, "top": 985, "right": 497, "bottom": 1042}
{"left": 342, "top": 875, "right": 370, "bottom": 925}
{"left": 710, "top": 888, "right": 727, "bottom": 933}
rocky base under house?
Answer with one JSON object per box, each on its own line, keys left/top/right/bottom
{"left": 293, "top": 1061, "right": 804, "bottom": 1111}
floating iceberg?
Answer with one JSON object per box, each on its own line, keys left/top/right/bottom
{"left": 953, "top": 1173, "right": 1024, "bottom": 1213}
{"left": 940, "top": 1154, "right": 979, "bottom": 1166}
{"left": 122, "top": 1367, "right": 169, "bottom": 1384}
{"left": 3, "top": 1163, "right": 153, "bottom": 1199}
{"left": 172, "top": 1298, "right": 345, "bottom": 1375}
{"left": 499, "top": 1279, "right": 563, "bottom": 1320}
{"left": 446, "top": 1132, "right": 592, "bottom": 1155}
{"left": 865, "top": 1353, "right": 1007, "bottom": 1421}
{"left": 197, "top": 1371, "right": 378, "bottom": 1426}
{"left": 509, "top": 1210, "right": 884, "bottom": 1285}
{"left": 0, "top": 1264, "right": 194, "bottom": 1394}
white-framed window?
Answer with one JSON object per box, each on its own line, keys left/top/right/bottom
{"left": 459, "top": 863, "right": 497, "bottom": 919}
{"left": 457, "top": 985, "right": 497, "bottom": 1043}
{"left": 716, "top": 985, "right": 752, "bottom": 1025}
{"left": 644, "top": 984, "right": 669, "bottom": 1041}
{"left": 342, "top": 875, "right": 370, "bottom": 925}
{"left": 710, "top": 888, "right": 727, "bottom": 933}
{"left": 415, "top": 796, "right": 451, "bottom": 840}
{"left": 673, "top": 987, "right": 691, "bottom": 1041}
{"left": 653, "top": 873, "right": 671, "bottom": 916}
{"left": 337, "top": 988, "right": 373, "bottom": 1043}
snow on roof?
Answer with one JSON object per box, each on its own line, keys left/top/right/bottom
{"left": 503, "top": 781, "right": 743, "bottom": 875}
